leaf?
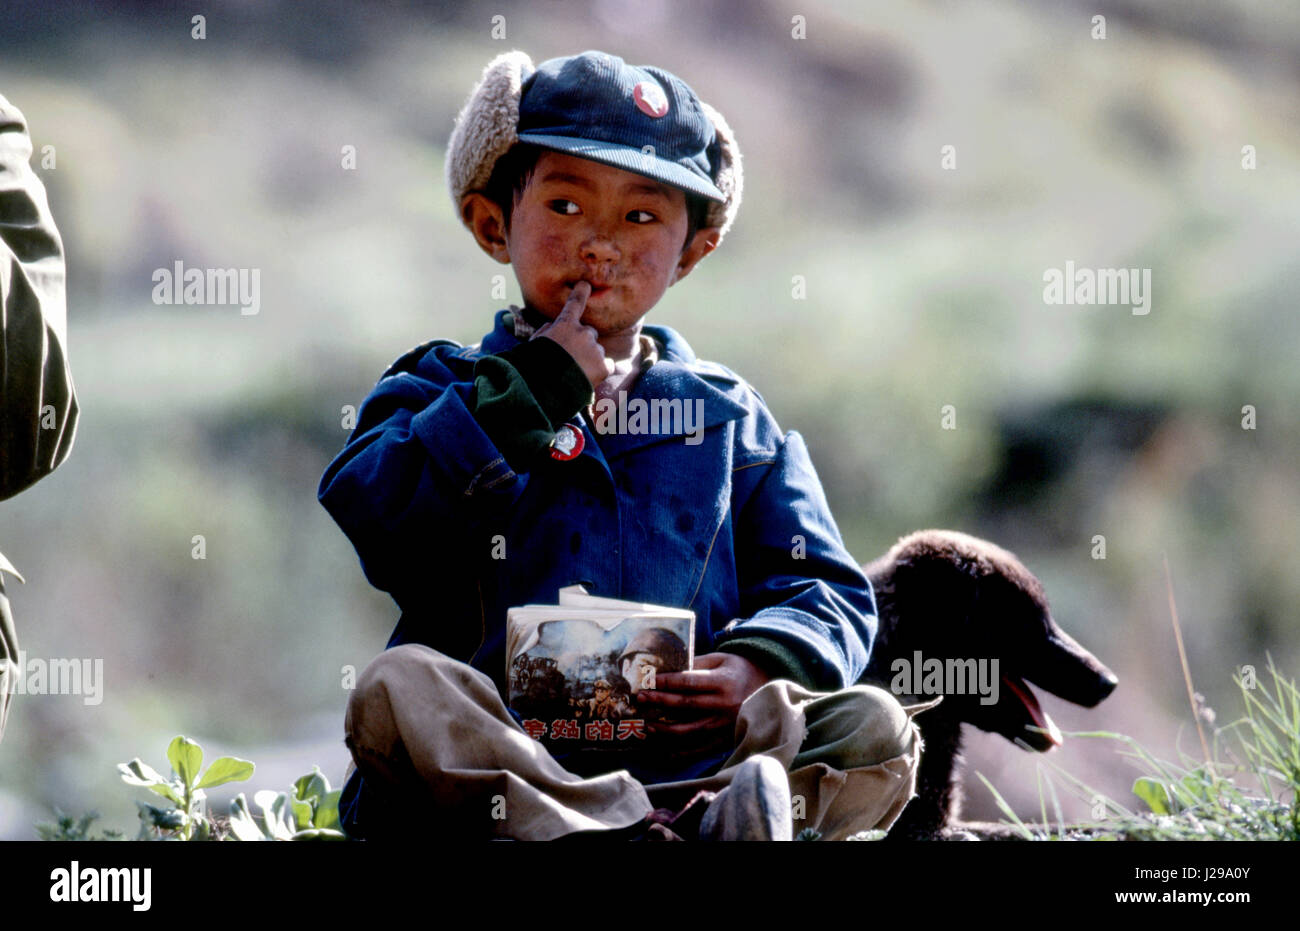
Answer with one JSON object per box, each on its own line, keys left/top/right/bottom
{"left": 290, "top": 798, "right": 313, "bottom": 831}
{"left": 197, "top": 756, "right": 255, "bottom": 789}
{"left": 254, "top": 790, "right": 295, "bottom": 841}
{"left": 312, "top": 790, "right": 342, "bottom": 831}
{"left": 227, "top": 794, "right": 268, "bottom": 842}
{"left": 1133, "top": 777, "right": 1171, "bottom": 815}
{"left": 118, "top": 758, "right": 169, "bottom": 787}
{"left": 291, "top": 827, "right": 346, "bottom": 841}
{"left": 1178, "top": 770, "right": 1211, "bottom": 803}
{"left": 136, "top": 801, "right": 186, "bottom": 831}
{"left": 118, "top": 760, "right": 183, "bottom": 804}
{"left": 146, "top": 783, "right": 184, "bottom": 806}
{"left": 253, "top": 789, "right": 279, "bottom": 812}
{"left": 167, "top": 736, "right": 204, "bottom": 790}
{"left": 293, "top": 768, "right": 329, "bottom": 803}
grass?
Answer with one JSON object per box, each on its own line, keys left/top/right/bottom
{"left": 969, "top": 556, "right": 1297, "bottom": 841}
{"left": 974, "top": 655, "right": 1299, "bottom": 841}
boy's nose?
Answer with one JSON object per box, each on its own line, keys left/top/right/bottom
{"left": 580, "top": 231, "right": 621, "bottom": 265}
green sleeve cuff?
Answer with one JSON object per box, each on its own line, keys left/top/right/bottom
{"left": 497, "top": 337, "right": 593, "bottom": 428}
{"left": 715, "top": 636, "right": 820, "bottom": 691}
{"left": 469, "top": 337, "right": 593, "bottom": 471}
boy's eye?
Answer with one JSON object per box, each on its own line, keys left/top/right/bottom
{"left": 548, "top": 199, "right": 580, "bottom": 215}
{"left": 627, "top": 210, "right": 657, "bottom": 224}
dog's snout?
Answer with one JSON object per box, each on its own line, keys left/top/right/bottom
{"left": 1026, "top": 626, "right": 1118, "bottom": 708}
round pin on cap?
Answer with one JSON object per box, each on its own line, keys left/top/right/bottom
{"left": 633, "top": 80, "right": 669, "bottom": 118}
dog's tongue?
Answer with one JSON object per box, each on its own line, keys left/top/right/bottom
{"left": 1003, "top": 675, "right": 1063, "bottom": 751}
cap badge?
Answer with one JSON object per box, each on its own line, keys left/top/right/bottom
{"left": 632, "top": 81, "right": 669, "bottom": 119}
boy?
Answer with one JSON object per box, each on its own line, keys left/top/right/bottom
{"left": 320, "top": 50, "right": 921, "bottom": 840}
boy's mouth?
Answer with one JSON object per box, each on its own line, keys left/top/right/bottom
{"left": 566, "top": 279, "right": 612, "bottom": 298}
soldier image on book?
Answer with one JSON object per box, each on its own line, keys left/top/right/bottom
{"left": 619, "top": 628, "right": 689, "bottom": 698}
{"left": 572, "top": 677, "right": 634, "bottom": 722}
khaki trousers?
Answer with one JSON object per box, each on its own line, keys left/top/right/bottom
{"left": 344, "top": 644, "right": 923, "bottom": 840}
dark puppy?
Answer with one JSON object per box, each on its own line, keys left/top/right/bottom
{"left": 861, "top": 530, "right": 1118, "bottom": 839}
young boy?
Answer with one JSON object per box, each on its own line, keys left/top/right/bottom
{"left": 320, "top": 50, "right": 921, "bottom": 840}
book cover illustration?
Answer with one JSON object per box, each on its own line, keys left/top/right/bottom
{"left": 506, "top": 586, "right": 695, "bottom": 747}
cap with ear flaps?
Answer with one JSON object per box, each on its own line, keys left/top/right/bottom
{"left": 445, "top": 49, "right": 743, "bottom": 245}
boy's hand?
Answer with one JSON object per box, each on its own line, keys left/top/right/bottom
{"left": 530, "top": 281, "right": 615, "bottom": 388}
{"left": 637, "top": 652, "right": 770, "bottom": 740}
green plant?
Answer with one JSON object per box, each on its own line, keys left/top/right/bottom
{"left": 118, "top": 735, "right": 254, "bottom": 840}
{"left": 35, "top": 809, "right": 124, "bottom": 841}
{"left": 226, "top": 767, "right": 344, "bottom": 841}
{"left": 113, "top": 735, "right": 346, "bottom": 841}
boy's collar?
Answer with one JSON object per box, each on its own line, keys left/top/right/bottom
{"left": 486, "top": 307, "right": 701, "bottom": 366}
{"left": 506, "top": 305, "right": 660, "bottom": 373}
{"left": 506, "top": 303, "right": 551, "bottom": 339}
{"left": 466, "top": 309, "right": 750, "bottom": 454}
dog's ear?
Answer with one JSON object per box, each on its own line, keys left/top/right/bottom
{"left": 893, "top": 557, "right": 975, "bottom": 635}
{"left": 870, "top": 531, "right": 985, "bottom": 653}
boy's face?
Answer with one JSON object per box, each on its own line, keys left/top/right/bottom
{"left": 468, "top": 151, "right": 718, "bottom": 337}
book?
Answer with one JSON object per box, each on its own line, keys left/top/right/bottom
{"left": 506, "top": 586, "right": 695, "bottom": 747}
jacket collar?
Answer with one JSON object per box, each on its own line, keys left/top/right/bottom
{"left": 461, "top": 310, "right": 750, "bottom": 456}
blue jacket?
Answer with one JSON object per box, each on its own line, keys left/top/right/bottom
{"left": 319, "top": 310, "right": 878, "bottom": 698}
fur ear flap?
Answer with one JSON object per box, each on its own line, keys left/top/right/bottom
{"left": 445, "top": 49, "right": 535, "bottom": 225}
{"left": 700, "top": 100, "right": 743, "bottom": 245}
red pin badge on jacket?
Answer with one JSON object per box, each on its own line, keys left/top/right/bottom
{"left": 550, "top": 423, "right": 585, "bottom": 460}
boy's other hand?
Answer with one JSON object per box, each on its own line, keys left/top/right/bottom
{"left": 638, "top": 652, "right": 770, "bottom": 739}
{"left": 530, "top": 281, "right": 615, "bottom": 388}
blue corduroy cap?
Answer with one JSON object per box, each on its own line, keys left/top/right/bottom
{"left": 516, "top": 50, "right": 726, "bottom": 203}
{"left": 447, "top": 49, "right": 743, "bottom": 243}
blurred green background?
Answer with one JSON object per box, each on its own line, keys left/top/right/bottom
{"left": 1, "top": 0, "right": 1297, "bottom": 837}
